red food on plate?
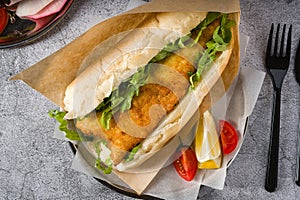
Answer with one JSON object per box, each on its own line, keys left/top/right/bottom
{"left": 219, "top": 120, "right": 239, "bottom": 154}
{"left": 173, "top": 147, "right": 198, "bottom": 181}
{"left": 0, "top": 7, "right": 8, "bottom": 34}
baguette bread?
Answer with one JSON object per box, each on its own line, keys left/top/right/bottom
{"left": 64, "top": 12, "right": 207, "bottom": 119}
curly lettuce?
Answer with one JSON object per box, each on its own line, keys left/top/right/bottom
{"left": 94, "top": 139, "right": 113, "bottom": 174}
{"left": 189, "top": 14, "right": 235, "bottom": 89}
{"left": 48, "top": 110, "right": 93, "bottom": 141}
{"left": 125, "top": 144, "right": 141, "bottom": 162}
{"left": 48, "top": 110, "right": 82, "bottom": 141}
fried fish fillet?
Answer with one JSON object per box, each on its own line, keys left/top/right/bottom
{"left": 75, "top": 19, "right": 221, "bottom": 165}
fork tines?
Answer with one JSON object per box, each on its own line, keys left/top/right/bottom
{"left": 267, "top": 23, "right": 292, "bottom": 60}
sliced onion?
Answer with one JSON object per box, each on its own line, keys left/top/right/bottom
{"left": 25, "top": 0, "right": 68, "bottom": 20}
{"left": 24, "top": 0, "right": 72, "bottom": 33}
{"left": 16, "top": 0, "right": 53, "bottom": 17}
{"left": 30, "top": 15, "right": 56, "bottom": 32}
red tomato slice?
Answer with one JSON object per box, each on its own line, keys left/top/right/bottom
{"left": 219, "top": 120, "right": 239, "bottom": 154}
{"left": 173, "top": 147, "right": 198, "bottom": 181}
{"left": 0, "top": 7, "right": 8, "bottom": 35}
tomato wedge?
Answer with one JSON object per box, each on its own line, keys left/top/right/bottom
{"left": 0, "top": 7, "right": 8, "bottom": 35}
{"left": 173, "top": 147, "right": 198, "bottom": 181}
{"left": 219, "top": 120, "right": 239, "bottom": 154}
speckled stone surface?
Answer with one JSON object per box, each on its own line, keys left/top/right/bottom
{"left": 1, "top": 0, "right": 300, "bottom": 199}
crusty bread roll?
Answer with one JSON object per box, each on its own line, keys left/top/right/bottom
{"left": 63, "top": 12, "right": 207, "bottom": 119}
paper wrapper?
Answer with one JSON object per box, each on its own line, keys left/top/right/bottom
{"left": 69, "top": 28, "right": 266, "bottom": 199}
{"left": 11, "top": 0, "right": 247, "bottom": 198}
{"left": 11, "top": 0, "right": 240, "bottom": 108}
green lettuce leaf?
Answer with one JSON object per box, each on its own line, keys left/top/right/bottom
{"left": 94, "top": 140, "right": 113, "bottom": 174}
{"left": 99, "top": 107, "right": 112, "bottom": 130}
{"left": 190, "top": 12, "right": 222, "bottom": 45}
{"left": 96, "top": 64, "right": 151, "bottom": 129}
{"left": 150, "top": 33, "right": 192, "bottom": 63}
{"left": 125, "top": 144, "right": 141, "bottom": 162}
{"left": 95, "top": 157, "right": 113, "bottom": 174}
{"left": 192, "top": 12, "right": 221, "bottom": 33}
{"left": 189, "top": 14, "right": 235, "bottom": 88}
{"left": 48, "top": 110, "right": 82, "bottom": 141}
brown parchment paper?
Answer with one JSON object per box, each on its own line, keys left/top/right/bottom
{"left": 125, "top": 0, "right": 240, "bottom": 14}
{"left": 11, "top": 0, "right": 240, "bottom": 109}
{"left": 11, "top": 0, "right": 241, "bottom": 195}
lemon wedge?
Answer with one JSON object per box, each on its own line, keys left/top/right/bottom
{"left": 198, "top": 154, "right": 222, "bottom": 169}
{"left": 195, "top": 110, "right": 222, "bottom": 169}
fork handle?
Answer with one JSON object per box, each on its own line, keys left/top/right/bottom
{"left": 296, "top": 115, "right": 300, "bottom": 186}
{"left": 265, "top": 89, "right": 281, "bottom": 192}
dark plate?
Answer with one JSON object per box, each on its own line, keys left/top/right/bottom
{"left": 0, "top": 0, "right": 74, "bottom": 49}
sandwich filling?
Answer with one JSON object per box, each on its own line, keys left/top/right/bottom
{"left": 76, "top": 13, "right": 233, "bottom": 164}
{"left": 49, "top": 12, "right": 235, "bottom": 172}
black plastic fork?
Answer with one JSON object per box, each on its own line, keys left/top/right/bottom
{"left": 265, "top": 23, "right": 292, "bottom": 192}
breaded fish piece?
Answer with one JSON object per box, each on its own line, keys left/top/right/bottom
{"left": 75, "top": 19, "right": 221, "bottom": 165}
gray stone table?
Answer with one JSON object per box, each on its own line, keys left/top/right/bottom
{"left": 1, "top": 0, "right": 300, "bottom": 199}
